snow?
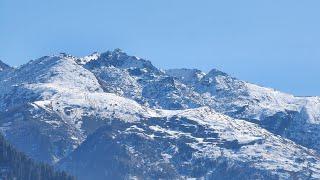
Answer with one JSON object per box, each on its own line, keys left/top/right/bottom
{"left": 76, "top": 52, "right": 100, "bottom": 65}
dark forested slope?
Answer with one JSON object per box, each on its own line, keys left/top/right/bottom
{"left": 0, "top": 134, "right": 74, "bottom": 180}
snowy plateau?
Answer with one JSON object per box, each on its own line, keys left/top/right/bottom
{"left": 1, "top": 49, "right": 320, "bottom": 179}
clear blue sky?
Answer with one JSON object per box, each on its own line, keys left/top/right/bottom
{"left": 1, "top": 0, "right": 319, "bottom": 96}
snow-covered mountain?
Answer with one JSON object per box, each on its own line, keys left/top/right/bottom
{"left": 0, "top": 54, "right": 155, "bottom": 163}
{"left": 84, "top": 49, "right": 210, "bottom": 110}
{"left": 84, "top": 49, "right": 320, "bottom": 152}
{"left": 1, "top": 49, "right": 320, "bottom": 179}
{"left": 167, "top": 67, "right": 320, "bottom": 152}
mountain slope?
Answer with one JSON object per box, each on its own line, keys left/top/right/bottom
{"left": 0, "top": 60, "right": 12, "bottom": 72}
{"left": 0, "top": 54, "right": 155, "bottom": 163}
{"left": 58, "top": 107, "right": 320, "bottom": 180}
{"left": 167, "top": 68, "right": 320, "bottom": 152}
{"left": 80, "top": 49, "right": 320, "bottom": 153}
{"left": 84, "top": 49, "right": 213, "bottom": 110}
{"left": 0, "top": 133, "right": 74, "bottom": 180}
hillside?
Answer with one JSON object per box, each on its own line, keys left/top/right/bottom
{"left": 0, "top": 133, "right": 74, "bottom": 180}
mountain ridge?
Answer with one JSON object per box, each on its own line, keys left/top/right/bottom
{"left": 0, "top": 60, "right": 12, "bottom": 72}
{"left": 1, "top": 49, "right": 320, "bottom": 179}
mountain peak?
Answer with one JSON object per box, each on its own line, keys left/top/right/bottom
{"left": 86, "top": 49, "right": 160, "bottom": 74}
{"left": 57, "top": 53, "right": 78, "bottom": 60}
{"left": 76, "top": 52, "right": 100, "bottom": 65}
{"left": 99, "top": 48, "right": 127, "bottom": 60}
{"left": 206, "top": 68, "right": 229, "bottom": 77}
{"left": 0, "top": 60, "right": 12, "bottom": 71}
{"left": 112, "top": 48, "right": 123, "bottom": 54}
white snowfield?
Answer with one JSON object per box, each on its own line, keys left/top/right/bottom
{"left": 0, "top": 50, "right": 320, "bottom": 179}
